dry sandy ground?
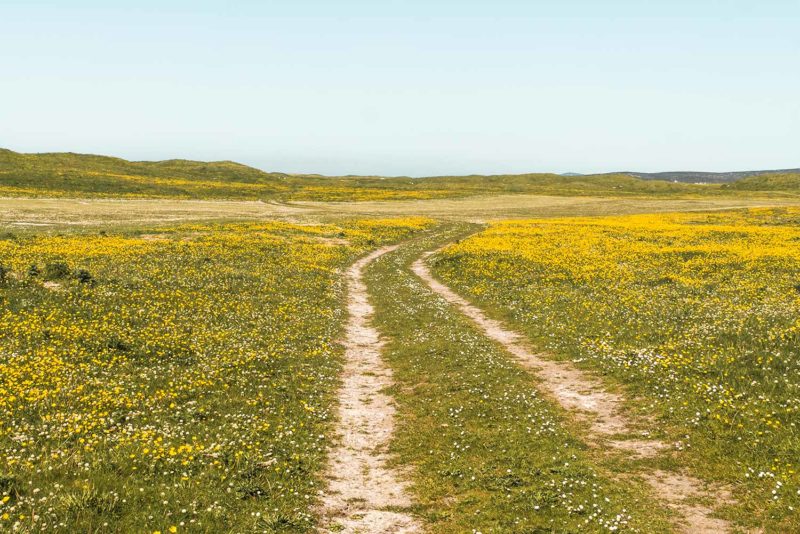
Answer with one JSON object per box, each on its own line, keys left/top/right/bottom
{"left": 318, "top": 246, "right": 420, "bottom": 534}
{"left": 0, "top": 198, "right": 306, "bottom": 228}
{"left": 412, "top": 252, "right": 734, "bottom": 534}
{"left": 295, "top": 194, "right": 800, "bottom": 221}
{"left": 3, "top": 195, "right": 800, "bottom": 229}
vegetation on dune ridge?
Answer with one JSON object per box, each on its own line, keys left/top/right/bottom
{"left": 0, "top": 148, "right": 284, "bottom": 182}
{"left": 722, "top": 172, "right": 800, "bottom": 193}
{"left": 2, "top": 148, "right": 797, "bottom": 201}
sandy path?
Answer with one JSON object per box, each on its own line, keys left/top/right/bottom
{"left": 412, "top": 251, "right": 734, "bottom": 534}
{"left": 318, "top": 246, "right": 420, "bottom": 534}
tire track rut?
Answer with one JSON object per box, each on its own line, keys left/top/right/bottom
{"left": 318, "top": 246, "right": 420, "bottom": 534}
{"left": 412, "top": 250, "right": 735, "bottom": 534}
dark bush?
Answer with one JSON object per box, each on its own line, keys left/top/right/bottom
{"left": 74, "top": 269, "right": 94, "bottom": 285}
{"left": 44, "top": 261, "right": 71, "bottom": 280}
{"left": 27, "top": 264, "right": 40, "bottom": 278}
{"left": 0, "top": 264, "right": 7, "bottom": 282}
{"left": 105, "top": 336, "right": 129, "bottom": 351}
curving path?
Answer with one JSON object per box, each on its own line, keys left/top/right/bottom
{"left": 412, "top": 249, "right": 735, "bottom": 534}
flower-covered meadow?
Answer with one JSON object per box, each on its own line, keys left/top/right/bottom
{"left": 0, "top": 217, "right": 432, "bottom": 532}
{"left": 433, "top": 208, "right": 800, "bottom": 529}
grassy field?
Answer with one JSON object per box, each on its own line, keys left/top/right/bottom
{"left": 432, "top": 208, "right": 800, "bottom": 531}
{"left": 0, "top": 217, "right": 432, "bottom": 532}
{"left": 2, "top": 178, "right": 800, "bottom": 532}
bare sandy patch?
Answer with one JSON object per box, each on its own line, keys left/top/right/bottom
{"left": 42, "top": 281, "right": 64, "bottom": 291}
{"left": 0, "top": 197, "right": 312, "bottom": 229}
{"left": 311, "top": 236, "right": 351, "bottom": 246}
{"left": 318, "top": 246, "right": 420, "bottom": 534}
{"left": 643, "top": 471, "right": 736, "bottom": 534}
{"left": 3, "top": 196, "right": 799, "bottom": 230}
{"left": 139, "top": 233, "right": 169, "bottom": 241}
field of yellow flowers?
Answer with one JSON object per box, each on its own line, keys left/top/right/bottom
{"left": 432, "top": 207, "right": 800, "bottom": 529}
{"left": 0, "top": 217, "right": 431, "bottom": 532}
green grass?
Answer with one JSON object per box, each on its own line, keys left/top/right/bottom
{"left": 363, "top": 224, "right": 674, "bottom": 532}
{"left": 722, "top": 172, "right": 800, "bottom": 193}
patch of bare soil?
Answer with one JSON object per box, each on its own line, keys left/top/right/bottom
{"left": 412, "top": 251, "right": 734, "bottom": 534}
{"left": 644, "top": 471, "right": 736, "bottom": 534}
{"left": 42, "top": 281, "right": 64, "bottom": 291}
{"left": 311, "top": 236, "right": 351, "bottom": 246}
{"left": 139, "top": 233, "right": 169, "bottom": 241}
{"left": 318, "top": 246, "right": 420, "bottom": 534}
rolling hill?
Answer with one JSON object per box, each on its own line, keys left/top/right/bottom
{"left": 1, "top": 148, "right": 798, "bottom": 200}
{"left": 621, "top": 168, "right": 800, "bottom": 184}
{"left": 721, "top": 172, "right": 800, "bottom": 192}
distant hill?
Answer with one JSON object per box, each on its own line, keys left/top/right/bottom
{"left": 721, "top": 172, "right": 800, "bottom": 192}
{"left": 0, "top": 148, "right": 288, "bottom": 183}
{"left": 0, "top": 148, "right": 797, "bottom": 200}
{"left": 0, "top": 148, "right": 302, "bottom": 199}
{"left": 620, "top": 168, "right": 800, "bottom": 184}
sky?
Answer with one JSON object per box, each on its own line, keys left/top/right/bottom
{"left": 1, "top": 1, "right": 799, "bottom": 176}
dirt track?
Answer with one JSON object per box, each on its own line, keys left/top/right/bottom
{"left": 412, "top": 250, "right": 734, "bottom": 534}
{"left": 318, "top": 246, "right": 419, "bottom": 534}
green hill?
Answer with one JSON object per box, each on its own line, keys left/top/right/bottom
{"left": 0, "top": 148, "right": 285, "bottom": 181}
{"left": 0, "top": 148, "right": 294, "bottom": 198}
{"left": 0, "top": 148, "right": 794, "bottom": 201}
{"left": 721, "top": 172, "right": 800, "bottom": 194}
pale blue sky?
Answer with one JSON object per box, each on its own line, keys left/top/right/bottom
{"left": 1, "top": 1, "right": 798, "bottom": 176}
